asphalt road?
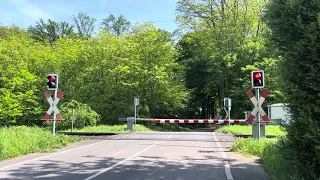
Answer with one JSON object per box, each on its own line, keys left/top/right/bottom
{"left": 0, "top": 132, "right": 269, "bottom": 180}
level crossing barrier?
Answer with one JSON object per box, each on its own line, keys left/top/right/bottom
{"left": 119, "top": 117, "right": 248, "bottom": 130}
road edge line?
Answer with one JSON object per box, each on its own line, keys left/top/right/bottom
{"left": 212, "top": 132, "right": 233, "bottom": 180}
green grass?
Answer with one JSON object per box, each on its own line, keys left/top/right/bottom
{"left": 0, "top": 126, "right": 84, "bottom": 161}
{"left": 64, "top": 124, "right": 139, "bottom": 133}
{"left": 215, "top": 125, "right": 287, "bottom": 136}
{"left": 231, "top": 138, "right": 300, "bottom": 180}
{"left": 62, "top": 123, "right": 193, "bottom": 133}
{"left": 231, "top": 137, "right": 278, "bottom": 157}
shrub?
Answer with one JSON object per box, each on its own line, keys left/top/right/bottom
{"left": 50, "top": 100, "right": 101, "bottom": 130}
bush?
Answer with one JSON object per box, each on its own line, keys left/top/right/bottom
{"left": 52, "top": 100, "right": 101, "bottom": 130}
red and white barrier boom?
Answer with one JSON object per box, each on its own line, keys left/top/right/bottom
{"left": 139, "top": 118, "right": 247, "bottom": 124}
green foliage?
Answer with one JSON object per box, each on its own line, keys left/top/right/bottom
{"left": 231, "top": 138, "right": 299, "bottom": 180}
{"left": 28, "top": 19, "right": 75, "bottom": 46}
{"left": 72, "top": 12, "right": 96, "bottom": 37}
{"left": 56, "top": 100, "right": 101, "bottom": 130}
{"left": 0, "top": 126, "right": 83, "bottom": 160}
{"left": 101, "top": 14, "right": 131, "bottom": 36}
{"left": 0, "top": 22, "right": 188, "bottom": 126}
{"left": 0, "top": 25, "right": 28, "bottom": 39}
{"left": 176, "top": 0, "right": 283, "bottom": 119}
{"left": 0, "top": 36, "right": 42, "bottom": 126}
{"left": 264, "top": 0, "right": 320, "bottom": 179}
{"left": 216, "top": 125, "right": 287, "bottom": 136}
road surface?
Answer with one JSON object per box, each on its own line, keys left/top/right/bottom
{"left": 0, "top": 132, "right": 269, "bottom": 180}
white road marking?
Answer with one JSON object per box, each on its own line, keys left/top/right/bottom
{"left": 83, "top": 133, "right": 174, "bottom": 180}
{"left": 0, "top": 134, "right": 131, "bottom": 170}
{"left": 212, "top": 132, "right": 233, "bottom": 180}
{"left": 167, "top": 134, "right": 174, "bottom": 139}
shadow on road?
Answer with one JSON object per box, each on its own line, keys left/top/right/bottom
{"left": 2, "top": 154, "right": 269, "bottom": 180}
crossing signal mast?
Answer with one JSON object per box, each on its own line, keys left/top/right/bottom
{"left": 250, "top": 70, "right": 267, "bottom": 140}
{"left": 45, "top": 74, "right": 61, "bottom": 135}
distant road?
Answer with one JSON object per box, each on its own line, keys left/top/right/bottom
{"left": 0, "top": 132, "right": 269, "bottom": 180}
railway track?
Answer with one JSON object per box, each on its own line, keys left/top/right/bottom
{"left": 58, "top": 131, "right": 281, "bottom": 138}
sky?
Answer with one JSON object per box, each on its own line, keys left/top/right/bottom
{"left": 0, "top": 0, "right": 180, "bottom": 33}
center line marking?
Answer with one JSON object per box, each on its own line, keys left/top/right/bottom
{"left": 83, "top": 133, "right": 174, "bottom": 180}
{"left": 212, "top": 132, "right": 233, "bottom": 180}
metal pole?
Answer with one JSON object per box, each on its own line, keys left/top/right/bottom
{"left": 71, "top": 108, "right": 74, "bottom": 132}
{"left": 228, "top": 105, "right": 231, "bottom": 127}
{"left": 134, "top": 100, "right": 136, "bottom": 131}
{"left": 255, "top": 88, "right": 260, "bottom": 140}
{"left": 52, "top": 90, "right": 57, "bottom": 135}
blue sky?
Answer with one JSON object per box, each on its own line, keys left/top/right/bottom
{"left": 0, "top": 0, "right": 180, "bottom": 33}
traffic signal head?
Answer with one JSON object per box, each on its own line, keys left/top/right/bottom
{"left": 251, "top": 70, "right": 264, "bottom": 88}
{"left": 47, "top": 74, "right": 58, "bottom": 90}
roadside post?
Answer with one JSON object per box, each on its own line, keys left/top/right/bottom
{"left": 71, "top": 108, "right": 74, "bottom": 132}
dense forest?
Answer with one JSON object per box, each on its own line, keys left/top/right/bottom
{"left": 0, "top": 0, "right": 283, "bottom": 127}
{"left": 0, "top": 0, "right": 319, "bottom": 178}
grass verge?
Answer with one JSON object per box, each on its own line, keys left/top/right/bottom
{"left": 63, "top": 124, "right": 142, "bottom": 133}
{"left": 215, "top": 125, "right": 287, "bottom": 136}
{"left": 0, "top": 126, "right": 84, "bottom": 161}
{"left": 231, "top": 138, "right": 299, "bottom": 180}
{"left": 217, "top": 125, "right": 299, "bottom": 179}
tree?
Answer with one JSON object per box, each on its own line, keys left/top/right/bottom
{"left": 127, "top": 24, "right": 188, "bottom": 118}
{"left": 0, "top": 25, "right": 27, "bottom": 39}
{"left": 101, "top": 14, "right": 131, "bottom": 36}
{"left": 58, "top": 21, "right": 75, "bottom": 38}
{"left": 72, "top": 12, "right": 96, "bottom": 37}
{"left": 28, "top": 18, "right": 75, "bottom": 46}
{"left": 0, "top": 36, "right": 42, "bottom": 126}
{"left": 264, "top": 0, "right": 320, "bottom": 179}
{"left": 175, "top": 0, "right": 280, "bottom": 118}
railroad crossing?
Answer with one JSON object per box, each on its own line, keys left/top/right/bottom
{"left": 119, "top": 70, "right": 270, "bottom": 139}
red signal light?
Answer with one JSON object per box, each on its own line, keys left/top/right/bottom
{"left": 49, "top": 76, "right": 55, "bottom": 82}
{"left": 47, "top": 74, "right": 58, "bottom": 90}
{"left": 253, "top": 72, "right": 261, "bottom": 79}
{"left": 251, "top": 70, "right": 264, "bottom": 88}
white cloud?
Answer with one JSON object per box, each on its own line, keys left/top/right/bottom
{"left": 8, "top": 0, "right": 51, "bottom": 21}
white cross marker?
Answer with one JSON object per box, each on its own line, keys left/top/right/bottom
{"left": 246, "top": 89, "right": 270, "bottom": 123}
{"left": 42, "top": 91, "right": 64, "bottom": 120}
